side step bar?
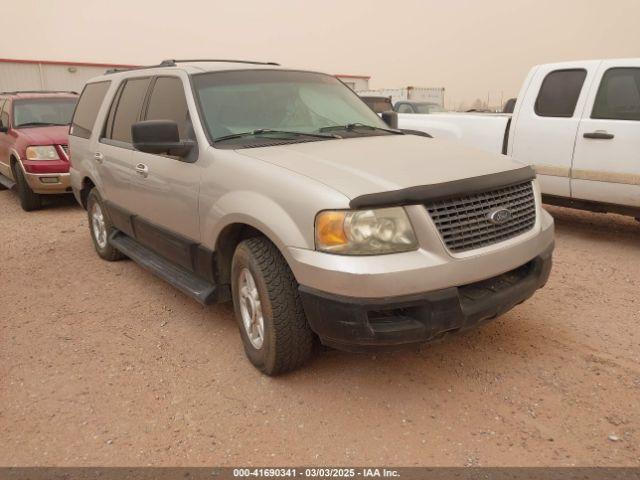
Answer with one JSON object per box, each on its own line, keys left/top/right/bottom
{"left": 108, "top": 230, "right": 221, "bottom": 305}
{"left": 0, "top": 173, "right": 16, "bottom": 190}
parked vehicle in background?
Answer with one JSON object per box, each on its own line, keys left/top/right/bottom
{"left": 360, "top": 95, "right": 394, "bottom": 114}
{"left": 395, "top": 101, "right": 444, "bottom": 114}
{"left": 357, "top": 86, "right": 445, "bottom": 108}
{"left": 399, "top": 59, "right": 640, "bottom": 219}
{"left": 0, "top": 91, "right": 78, "bottom": 210}
{"left": 69, "top": 59, "right": 553, "bottom": 375}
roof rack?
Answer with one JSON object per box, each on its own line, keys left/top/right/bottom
{"left": 0, "top": 90, "right": 78, "bottom": 95}
{"left": 104, "top": 58, "right": 280, "bottom": 74}
{"left": 160, "top": 59, "right": 280, "bottom": 66}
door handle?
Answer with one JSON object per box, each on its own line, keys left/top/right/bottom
{"left": 94, "top": 152, "right": 104, "bottom": 163}
{"left": 583, "top": 131, "right": 614, "bottom": 140}
{"left": 134, "top": 163, "right": 149, "bottom": 178}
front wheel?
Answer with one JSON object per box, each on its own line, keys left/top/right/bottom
{"left": 231, "top": 237, "right": 315, "bottom": 375}
{"left": 86, "top": 189, "right": 125, "bottom": 261}
{"left": 13, "top": 164, "right": 42, "bottom": 211}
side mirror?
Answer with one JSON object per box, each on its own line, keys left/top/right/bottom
{"left": 381, "top": 111, "right": 398, "bottom": 129}
{"left": 132, "top": 120, "right": 194, "bottom": 157}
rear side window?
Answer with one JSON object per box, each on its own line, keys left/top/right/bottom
{"left": 71, "top": 81, "right": 110, "bottom": 139}
{"left": 592, "top": 68, "right": 640, "bottom": 121}
{"left": 535, "top": 69, "right": 587, "bottom": 117}
{"left": 145, "top": 77, "right": 190, "bottom": 138}
{"left": 107, "top": 77, "right": 151, "bottom": 144}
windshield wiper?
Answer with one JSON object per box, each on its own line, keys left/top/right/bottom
{"left": 214, "top": 129, "right": 340, "bottom": 142}
{"left": 16, "top": 122, "right": 69, "bottom": 127}
{"left": 319, "top": 123, "right": 404, "bottom": 135}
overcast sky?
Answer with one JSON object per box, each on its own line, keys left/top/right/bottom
{"left": 4, "top": 0, "right": 640, "bottom": 108}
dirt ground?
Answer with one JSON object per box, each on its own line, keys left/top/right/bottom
{"left": 0, "top": 190, "right": 639, "bottom": 467}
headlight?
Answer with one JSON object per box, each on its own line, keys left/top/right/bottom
{"left": 315, "top": 207, "right": 418, "bottom": 255}
{"left": 25, "top": 146, "right": 59, "bottom": 161}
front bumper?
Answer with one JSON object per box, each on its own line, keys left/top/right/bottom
{"left": 299, "top": 243, "right": 553, "bottom": 351}
{"left": 288, "top": 205, "right": 555, "bottom": 299}
{"left": 24, "top": 171, "right": 72, "bottom": 194}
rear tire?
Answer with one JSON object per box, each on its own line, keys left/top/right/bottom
{"left": 231, "top": 237, "right": 315, "bottom": 375}
{"left": 87, "top": 188, "right": 125, "bottom": 261}
{"left": 13, "top": 164, "right": 42, "bottom": 211}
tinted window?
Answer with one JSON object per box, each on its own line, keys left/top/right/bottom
{"left": 145, "top": 77, "right": 190, "bottom": 138}
{"left": 102, "top": 83, "right": 123, "bottom": 140}
{"left": 592, "top": 68, "right": 640, "bottom": 121}
{"left": 71, "top": 82, "right": 110, "bottom": 139}
{"left": 109, "top": 77, "right": 151, "bottom": 144}
{"left": 535, "top": 69, "right": 587, "bottom": 117}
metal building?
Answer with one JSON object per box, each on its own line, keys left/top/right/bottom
{"left": 1, "top": 58, "right": 373, "bottom": 95}
{"left": 0, "top": 58, "right": 135, "bottom": 93}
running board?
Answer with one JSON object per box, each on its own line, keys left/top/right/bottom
{"left": 0, "top": 173, "right": 16, "bottom": 190}
{"left": 108, "top": 230, "right": 220, "bottom": 305}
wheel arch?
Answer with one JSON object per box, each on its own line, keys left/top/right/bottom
{"left": 79, "top": 176, "right": 96, "bottom": 209}
{"left": 9, "top": 153, "right": 21, "bottom": 177}
{"left": 203, "top": 191, "right": 313, "bottom": 286}
{"left": 214, "top": 222, "right": 265, "bottom": 287}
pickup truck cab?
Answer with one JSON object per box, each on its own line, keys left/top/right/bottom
{"left": 0, "top": 91, "right": 78, "bottom": 210}
{"left": 69, "top": 59, "right": 554, "bottom": 375}
{"left": 399, "top": 59, "right": 640, "bottom": 219}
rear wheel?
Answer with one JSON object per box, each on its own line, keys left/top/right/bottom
{"left": 87, "top": 189, "right": 124, "bottom": 261}
{"left": 13, "top": 164, "right": 42, "bottom": 211}
{"left": 231, "top": 237, "right": 315, "bottom": 375}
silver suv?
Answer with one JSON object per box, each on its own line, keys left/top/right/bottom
{"left": 69, "top": 59, "right": 554, "bottom": 375}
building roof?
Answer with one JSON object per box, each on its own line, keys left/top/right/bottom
{"left": 0, "top": 57, "right": 370, "bottom": 82}
{"left": 0, "top": 57, "right": 137, "bottom": 69}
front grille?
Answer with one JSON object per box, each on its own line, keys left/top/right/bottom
{"left": 60, "top": 144, "right": 69, "bottom": 157}
{"left": 425, "top": 181, "right": 536, "bottom": 253}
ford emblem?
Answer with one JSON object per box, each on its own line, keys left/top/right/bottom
{"left": 488, "top": 208, "right": 512, "bottom": 225}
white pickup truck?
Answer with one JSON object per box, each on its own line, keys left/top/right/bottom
{"left": 399, "top": 59, "right": 640, "bottom": 219}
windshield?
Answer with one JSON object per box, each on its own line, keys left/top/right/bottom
{"left": 13, "top": 98, "right": 78, "bottom": 128}
{"left": 192, "top": 70, "right": 389, "bottom": 145}
{"left": 414, "top": 103, "right": 444, "bottom": 114}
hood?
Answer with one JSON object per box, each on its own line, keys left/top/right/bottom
{"left": 15, "top": 125, "right": 70, "bottom": 145}
{"left": 237, "top": 134, "right": 527, "bottom": 200}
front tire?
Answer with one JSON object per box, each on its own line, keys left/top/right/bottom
{"left": 13, "top": 164, "right": 42, "bottom": 211}
{"left": 87, "top": 189, "right": 124, "bottom": 261}
{"left": 231, "top": 237, "right": 315, "bottom": 375}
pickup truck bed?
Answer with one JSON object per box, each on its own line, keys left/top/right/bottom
{"left": 399, "top": 112, "right": 510, "bottom": 155}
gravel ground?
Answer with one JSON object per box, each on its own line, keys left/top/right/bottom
{"left": 0, "top": 190, "right": 639, "bottom": 466}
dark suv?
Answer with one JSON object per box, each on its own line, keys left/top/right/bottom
{"left": 0, "top": 91, "right": 78, "bottom": 210}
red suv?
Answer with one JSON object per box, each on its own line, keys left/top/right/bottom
{"left": 0, "top": 91, "right": 78, "bottom": 211}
